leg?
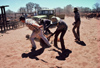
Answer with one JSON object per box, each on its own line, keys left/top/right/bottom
{"left": 46, "top": 28, "right": 52, "bottom": 34}
{"left": 45, "top": 28, "right": 48, "bottom": 34}
{"left": 45, "top": 24, "right": 52, "bottom": 34}
{"left": 72, "top": 21, "right": 81, "bottom": 41}
{"left": 77, "top": 26, "right": 80, "bottom": 41}
{"left": 30, "top": 32, "right": 37, "bottom": 49}
{"left": 77, "top": 21, "right": 80, "bottom": 41}
{"left": 54, "top": 30, "right": 61, "bottom": 47}
{"left": 39, "top": 30, "right": 51, "bottom": 46}
{"left": 43, "top": 22, "right": 46, "bottom": 33}
{"left": 72, "top": 25, "right": 78, "bottom": 40}
{"left": 60, "top": 30, "right": 67, "bottom": 50}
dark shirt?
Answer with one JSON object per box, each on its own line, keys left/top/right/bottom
{"left": 44, "top": 19, "right": 51, "bottom": 26}
{"left": 40, "top": 19, "right": 51, "bottom": 29}
{"left": 74, "top": 12, "right": 81, "bottom": 22}
{"left": 57, "top": 20, "right": 68, "bottom": 31}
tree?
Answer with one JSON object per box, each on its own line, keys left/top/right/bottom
{"left": 6, "top": 9, "right": 14, "bottom": 13}
{"left": 19, "top": 7, "right": 26, "bottom": 13}
{"left": 55, "top": 7, "right": 64, "bottom": 15}
{"left": 64, "top": 5, "right": 73, "bottom": 15}
{"left": 34, "top": 3, "right": 41, "bottom": 11}
{"left": 26, "top": 2, "right": 41, "bottom": 13}
{"left": 26, "top": 2, "right": 34, "bottom": 13}
{"left": 84, "top": 7, "right": 91, "bottom": 13}
{"left": 93, "top": 3, "right": 100, "bottom": 12}
{"left": 79, "top": 7, "right": 91, "bottom": 13}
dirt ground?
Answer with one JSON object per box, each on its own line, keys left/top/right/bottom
{"left": 0, "top": 17, "right": 100, "bottom": 68}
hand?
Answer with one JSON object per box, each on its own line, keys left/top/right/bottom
{"left": 39, "top": 25, "right": 43, "bottom": 28}
{"left": 72, "top": 22, "right": 75, "bottom": 25}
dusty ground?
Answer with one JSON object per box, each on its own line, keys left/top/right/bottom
{"left": 0, "top": 17, "right": 100, "bottom": 68}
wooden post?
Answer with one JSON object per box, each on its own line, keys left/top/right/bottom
{"left": 3, "top": 7, "right": 7, "bottom": 27}
{"left": 1, "top": 7, "right": 6, "bottom": 31}
{"left": 0, "top": 5, "right": 9, "bottom": 31}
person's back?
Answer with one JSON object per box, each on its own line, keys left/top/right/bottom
{"left": 57, "top": 20, "right": 67, "bottom": 30}
{"left": 54, "top": 17, "right": 68, "bottom": 31}
{"left": 75, "top": 12, "right": 81, "bottom": 22}
{"left": 25, "top": 19, "right": 40, "bottom": 33}
{"left": 41, "top": 19, "right": 52, "bottom": 34}
{"left": 44, "top": 19, "right": 51, "bottom": 26}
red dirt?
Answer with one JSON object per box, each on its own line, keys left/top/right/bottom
{"left": 0, "top": 17, "right": 99, "bottom": 68}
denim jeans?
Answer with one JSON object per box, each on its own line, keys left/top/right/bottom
{"left": 30, "top": 29, "right": 51, "bottom": 49}
{"left": 54, "top": 28, "right": 67, "bottom": 50}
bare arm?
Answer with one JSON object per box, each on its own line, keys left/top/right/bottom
{"left": 31, "top": 24, "right": 43, "bottom": 28}
{"left": 47, "top": 28, "right": 58, "bottom": 40}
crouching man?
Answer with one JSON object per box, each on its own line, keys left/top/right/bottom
{"left": 19, "top": 16, "right": 51, "bottom": 51}
{"left": 40, "top": 19, "right": 52, "bottom": 34}
{"left": 48, "top": 16, "right": 68, "bottom": 51}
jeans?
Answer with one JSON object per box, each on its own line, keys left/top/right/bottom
{"left": 72, "top": 21, "right": 81, "bottom": 41}
{"left": 30, "top": 29, "right": 51, "bottom": 49}
{"left": 54, "top": 28, "right": 67, "bottom": 50}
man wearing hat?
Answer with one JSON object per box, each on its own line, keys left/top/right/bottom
{"left": 72, "top": 8, "right": 81, "bottom": 42}
{"left": 48, "top": 16, "right": 68, "bottom": 51}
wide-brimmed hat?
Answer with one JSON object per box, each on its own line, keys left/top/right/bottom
{"left": 51, "top": 16, "right": 61, "bottom": 23}
{"left": 74, "top": 8, "right": 78, "bottom": 12}
{"left": 51, "top": 16, "right": 60, "bottom": 21}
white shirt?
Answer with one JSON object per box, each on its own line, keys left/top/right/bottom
{"left": 25, "top": 19, "right": 39, "bottom": 26}
{"left": 25, "top": 19, "right": 40, "bottom": 32}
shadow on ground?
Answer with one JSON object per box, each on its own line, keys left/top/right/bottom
{"left": 75, "top": 41, "right": 86, "bottom": 46}
{"left": 52, "top": 49, "right": 72, "bottom": 60}
{"left": 21, "top": 38, "right": 51, "bottom": 60}
{"left": 21, "top": 48, "right": 45, "bottom": 60}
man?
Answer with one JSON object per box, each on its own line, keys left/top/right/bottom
{"left": 48, "top": 16, "right": 68, "bottom": 51}
{"left": 72, "top": 8, "right": 81, "bottom": 42}
{"left": 19, "top": 16, "right": 51, "bottom": 51}
{"left": 40, "top": 19, "right": 52, "bottom": 34}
